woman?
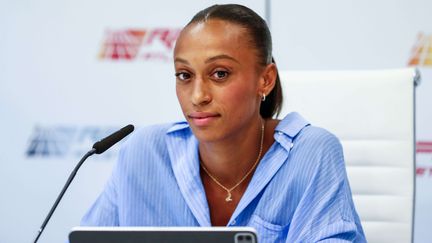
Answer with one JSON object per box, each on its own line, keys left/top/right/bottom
{"left": 81, "top": 4, "right": 366, "bottom": 242}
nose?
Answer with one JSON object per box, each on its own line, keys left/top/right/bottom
{"left": 191, "top": 78, "right": 211, "bottom": 106}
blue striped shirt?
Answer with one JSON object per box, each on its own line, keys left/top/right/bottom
{"left": 81, "top": 112, "right": 366, "bottom": 242}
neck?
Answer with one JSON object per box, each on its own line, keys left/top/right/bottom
{"left": 199, "top": 117, "right": 264, "bottom": 185}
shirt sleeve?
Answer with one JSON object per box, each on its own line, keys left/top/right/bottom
{"left": 285, "top": 133, "right": 366, "bottom": 243}
{"left": 79, "top": 150, "right": 122, "bottom": 226}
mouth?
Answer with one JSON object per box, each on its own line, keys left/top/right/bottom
{"left": 188, "top": 112, "right": 220, "bottom": 126}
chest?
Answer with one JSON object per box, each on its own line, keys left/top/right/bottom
{"left": 201, "top": 171, "right": 251, "bottom": 226}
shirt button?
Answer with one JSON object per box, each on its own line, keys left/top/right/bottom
{"left": 278, "top": 132, "right": 283, "bottom": 135}
{"left": 231, "top": 220, "right": 236, "bottom": 225}
{"left": 290, "top": 143, "right": 294, "bottom": 148}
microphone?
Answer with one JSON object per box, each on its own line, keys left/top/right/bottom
{"left": 33, "top": 124, "right": 134, "bottom": 243}
{"left": 93, "top": 124, "right": 134, "bottom": 154}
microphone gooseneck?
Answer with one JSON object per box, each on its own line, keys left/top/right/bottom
{"left": 33, "top": 124, "right": 134, "bottom": 243}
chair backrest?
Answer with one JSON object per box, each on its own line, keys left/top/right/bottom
{"left": 279, "top": 68, "right": 417, "bottom": 243}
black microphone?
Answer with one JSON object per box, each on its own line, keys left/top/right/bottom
{"left": 33, "top": 124, "right": 134, "bottom": 243}
{"left": 93, "top": 124, "right": 134, "bottom": 154}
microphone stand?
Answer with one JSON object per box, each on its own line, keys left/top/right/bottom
{"left": 32, "top": 124, "right": 134, "bottom": 243}
{"left": 32, "top": 148, "right": 96, "bottom": 243}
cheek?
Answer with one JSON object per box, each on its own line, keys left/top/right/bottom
{"left": 176, "top": 86, "right": 188, "bottom": 109}
{"left": 220, "top": 82, "right": 258, "bottom": 113}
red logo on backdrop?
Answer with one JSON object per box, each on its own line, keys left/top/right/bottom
{"left": 416, "top": 141, "right": 432, "bottom": 177}
{"left": 98, "top": 28, "right": 181, "bottom": 62}
{"left": 408, "top": 32, "right": 432, "bottom": 66}
{"left": 417, "top": 141, "right": 432, "bottom": 153}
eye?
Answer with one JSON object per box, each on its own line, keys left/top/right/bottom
{"left": 211, "top": 70, "right": 229, "bottom": 80}
{"left": 175, "top": 72, "right": 192, "bottom": 81}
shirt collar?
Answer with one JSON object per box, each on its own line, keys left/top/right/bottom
{"left": 275, "top": 112, "right": 310, "bottom": 138}
{"left": 166, "top": 121, "right": 189, "bottom": 134}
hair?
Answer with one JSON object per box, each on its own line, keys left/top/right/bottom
{"left": 187, "top": 4, "right": 283, "bottom": 118}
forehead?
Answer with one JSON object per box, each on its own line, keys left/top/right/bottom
{"left": 174, "top": 20, "right": 256, "bottom": 59}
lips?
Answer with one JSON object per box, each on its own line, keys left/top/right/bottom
{"left": 188, "top": 112, "right": 220, "bottom": 126}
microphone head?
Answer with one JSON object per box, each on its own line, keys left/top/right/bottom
{"left": 92, "top": 124, "right": 134, "bottom": 154}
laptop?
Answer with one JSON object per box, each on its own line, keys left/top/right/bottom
{"left": 69, "top": 226, "right": 258, "bottom": 243}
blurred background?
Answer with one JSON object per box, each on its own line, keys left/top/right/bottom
{"left": 0, "top": 0, "right": 431, "bottom": 242}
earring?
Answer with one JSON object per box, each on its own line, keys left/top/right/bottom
{"left": 262, "top": 93, "right": 266, "bottom": 102}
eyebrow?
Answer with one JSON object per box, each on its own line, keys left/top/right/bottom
{"left": 205, "top": 54, "right": 240, "bottom": 64}
{"left": 174, "top": 57, "right": 189, "bottom": 64}
{"left": 174, "top": 54, "right": 240, "bottom": 65}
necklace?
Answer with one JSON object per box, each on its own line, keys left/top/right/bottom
{"left": 200, "top": 119, "right": 265, "bottom": 202}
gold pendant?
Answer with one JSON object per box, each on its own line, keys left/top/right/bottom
{"left": 225, "top": 191, "right": 233, "bottom": 202}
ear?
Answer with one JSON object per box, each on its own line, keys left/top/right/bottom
{"left": 258, "top": 63, "right": 277, "bottom": 98}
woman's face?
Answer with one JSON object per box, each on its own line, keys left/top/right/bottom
{"left": 174, "top": 19, "right": 269, "bottom": 143}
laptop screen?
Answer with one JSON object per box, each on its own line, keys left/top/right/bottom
{"left": 69, "top": 226, "right": 258, "bottom": 243}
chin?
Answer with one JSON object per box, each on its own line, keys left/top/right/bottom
{"left": 190, "top": 126, "right": 224, "bottom": 143}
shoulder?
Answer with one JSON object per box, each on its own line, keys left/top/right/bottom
{"left": 113, "top": 122, "right": 192, "bottom": 173}
{"left": 296, "top": 125, "right": 342, "bottom": 152}
{"left": 290, "top": 125, "right": 347, "bottom": 181}
{"left": 277, "top": 112, "right": 342, "bottom": 154}
{"left": 123, "top": 123, "right": 172, "bottom": 146}
{"left": 277, "top": 113, "right": 344, "bottom": 171}
{"left": 119, "top": 121, "right": 190, "bottom": 155}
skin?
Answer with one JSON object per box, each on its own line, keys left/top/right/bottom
{"left": 174, "top": 19, "right": 279, "bottom": 226}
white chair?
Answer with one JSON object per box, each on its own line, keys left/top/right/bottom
{"left": 279, "top": 68, "right": 419, "bottom": 243}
